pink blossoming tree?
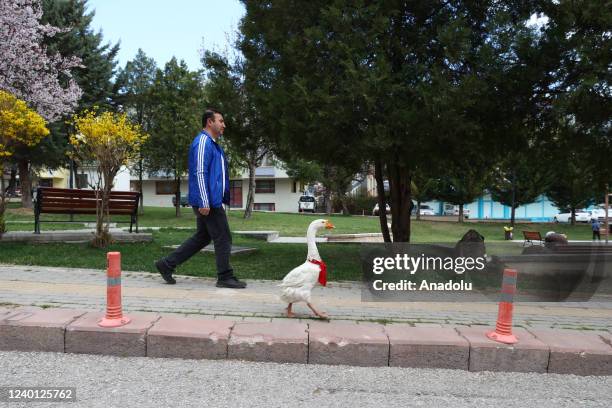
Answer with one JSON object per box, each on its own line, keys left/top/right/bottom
{"left": 0, "top": 0, "right": 82, "bottom": 207}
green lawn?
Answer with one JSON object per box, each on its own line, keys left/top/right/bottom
{"left": 0, "top": 230, "right": 363, "bottom": 281}
{"left": 4, "top": 205, "right": 594, "bottom": 240}
{"left": 0, "top": 205, "right": 597, "bottom": 282}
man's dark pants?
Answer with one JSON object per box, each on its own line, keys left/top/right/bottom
{"left": 162, "top": 206, "right": 234, "bottom": 280}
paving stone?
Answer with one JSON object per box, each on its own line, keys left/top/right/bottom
{"left": 147, "top": 316, "right": 234, "bottom": 360}
{"left": 529, "top": 329, "right": 612, "bottom": 376}
{"left": 386, "top": 326, "right": 469, "bottom": 370}
{"left": 228, "top": 321, "right": 308, "bottom": 363}
{"left": 66, "top": 312, "right": 159, "bottom": 357}
{"left": 0, "top": 308, "right": 86, "bottom": 352}
{"left": 599, "top": 332, "right": 612, "bottom": 346}
{"left": 241, "top": 316, "right": 273, "bottom": 322}
{"left": 309, "top": 322, "right": 389, "bottom": 367}
{"left": 457, "top": 327, "right": 549, "bottom": 373}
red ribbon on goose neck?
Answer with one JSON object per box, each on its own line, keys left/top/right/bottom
{"left": 308, "top": 259, "right": 327, "bottom": 287}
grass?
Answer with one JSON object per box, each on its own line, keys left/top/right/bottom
{"left": 0, "top": 204, "right": 598, "bottom": 282}
{"left": 4, "top": 204, "right": 594, "bottom": 240}
{"left": 0, "top": 230, "right": 363, "bottom": 281}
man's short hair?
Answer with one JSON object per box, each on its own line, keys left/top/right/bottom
{"left": 202, "top": 108, "right": 223, "bottom": 128}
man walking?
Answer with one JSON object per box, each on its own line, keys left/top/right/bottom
{"left": 592, "top": 218, "right": 601, "bottom": 241}
{"left": 155, "top": 108, "right": 246, "bottom": 288}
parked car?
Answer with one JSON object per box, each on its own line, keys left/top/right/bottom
{"left": 172, "top": 195, "right": 189, "bottom": 207}
{"left": 4, "top": 188, "right": 21, "bottom": 198}
{"left": 372, "top": 203, "right": 391, "bottom": 216}
{"left": 298, "top": 195, "right": 316, "bottom": 212}
{"left": 417, "top": 204, "right": 435, "bottom": 216}
{"left": 553, "top": 209, "right": 591, "bottom": 223}
{"left": 443, "top": 204, "right": 470, "bottom": 218}
{"left": 589, "top": 205, "right": 612, "bottom": 222}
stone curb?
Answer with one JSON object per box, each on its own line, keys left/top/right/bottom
{"left": 1, "top": 306, "right": 611, "bottom": 376}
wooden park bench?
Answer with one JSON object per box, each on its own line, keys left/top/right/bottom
{"left": 550, "top": 244, "right": 612, "bottom": 255}
{"left": 34, "top": 187, "right": 140, "bottom": 234}
{"left": 522, "top": 230, "right": 543, "bottom": 246}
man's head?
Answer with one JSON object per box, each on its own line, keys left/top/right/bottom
{"left": 202, "top": 108, "right": 225, "bottom": 139}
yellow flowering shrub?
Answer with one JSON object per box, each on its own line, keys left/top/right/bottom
{"left": 69, "top": 109, "right": 148, "bottom": 247}
{"left": 0, "top": 90, "right": 49, "bottom": 234}
{"left": 70, "top": 110, "right": 147, "bottom": 166}
{"left": 0, "top": 90, "right": 49, "bottom": 159}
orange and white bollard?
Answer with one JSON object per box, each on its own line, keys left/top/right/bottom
{"left": 98, "top": 252, "right": 131, "bottom": 328}
{"left": 487, "top": 268, "right": 518, "bottom": 344}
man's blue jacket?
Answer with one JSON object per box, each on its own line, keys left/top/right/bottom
{"left": 188, "top": 131, "right": 230, "bottom": 209}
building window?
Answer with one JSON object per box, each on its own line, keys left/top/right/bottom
{"left": 255, "top": 179, "right": 275, "bottom": 194}
{"left": 39, "top": 178, "right": 53, "bottom": 188}
{"left": 254, "top": 203, "right": 275, "bottom": 211}
{"left": 230, "top": 180, "right": 242, "bottom": 208}
{"left": 156, "top": 180, "right": 177, "bottom": 195}
{"left": 76, "top": 173, "right": 88, "bottom": 189}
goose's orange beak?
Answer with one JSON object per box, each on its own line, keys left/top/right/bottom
{"left": 324, "top": 220, "right": 335, "bottom": 229}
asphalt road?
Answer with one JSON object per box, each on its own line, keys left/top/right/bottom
{"left": 0, "top": 351, "right": 611, "bottom": 408}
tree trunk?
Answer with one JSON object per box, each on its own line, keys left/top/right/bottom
{"left": 387, "top": 160, "right": 411, "bottom": 242}
{"left": 571, "top": 207, "right": 576, "bottom": 226}
{"left": 510, "top": 205, "right": 516, "bottom": 227}
{"left": 324, "top": 187, "right": 332, "bottom": 215}
{"left": 374, "top": 159, "right": 391, "bottom": 243}
{"left": 18, "top": 159, "right": 33, "bottom": 209}
{"left": 340, "top": 195, "right": 349, "bottom": 215}
{"left": 0, "top": 167, "right": 6, "bottom": 234}
{"left": 174, "top": 176, "right": 181, "bottom": 217}
{"left": 458, "top": 203, "right": 464, "bottom": 223}
{"left": 138, "top": 157, "right": 144, "bottom": 215}
{"left": 6, "top": 165, "right": 17, "bottom": 195}
{"left": 416, "top": 200, "right": 421, "bottom": 221}
{"left": 243, "top": 160, "right": 256, "bottom": 219}
{"left": 93, "top": 172, "right": 113, "bottom": 248}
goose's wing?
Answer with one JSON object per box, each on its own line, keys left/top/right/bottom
{"left": 279, "top": 262, "right": 319, "bottom": 288}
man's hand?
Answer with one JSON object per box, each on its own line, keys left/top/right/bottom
{"left": 199, "top": 207, "right": 210, "bottom": 216}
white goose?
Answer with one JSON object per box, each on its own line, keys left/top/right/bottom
{"left": 279, "top": 219, "right": 334, "bottom": 319}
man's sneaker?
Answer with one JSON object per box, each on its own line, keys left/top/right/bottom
{"left": 155, "top": 259, "right": 176, "bottom": 284}
{"left": 216, "top": 277, "right": 247, "bottom": 289}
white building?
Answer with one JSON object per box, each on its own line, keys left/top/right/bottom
{"left": 132, "top": 159, "right": 306, "bottom": 212}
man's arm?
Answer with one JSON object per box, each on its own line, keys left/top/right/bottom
{"left": 196, "top": 136, "right": 211, "bottom": 214}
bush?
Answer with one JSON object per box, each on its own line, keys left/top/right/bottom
{"left": 332, "top": 194, "right": 379, "bottom": 215}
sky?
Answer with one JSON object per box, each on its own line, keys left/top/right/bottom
{"left": 87, "top": 0, "right": 245, "bottom": 71}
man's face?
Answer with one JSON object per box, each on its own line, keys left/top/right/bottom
{"left": 208, "top": 113, "right": 226, "bottom": 137}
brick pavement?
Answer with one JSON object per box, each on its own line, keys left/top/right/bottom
{"left": 0, "top": 264, "right": 611, "bottom": 332}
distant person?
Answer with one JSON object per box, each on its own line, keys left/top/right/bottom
{"left": 592, "top": 218, "right": 601, "bottom": 241}
{"left": 155, "top": 108, "right": 246, "bottom": 289}
{"left": 545, "top": 231, "right": 568, "bottom": 245}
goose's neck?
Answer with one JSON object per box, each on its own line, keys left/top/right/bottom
{"left": 306, "top": 225, "right": 321, "bottom": 261}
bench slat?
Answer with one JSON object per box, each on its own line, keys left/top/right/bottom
{"left": 35, "top": 187, "right": 140, "bottom": 234}
{"left": 40, "top": 200, "right": 137, "bottom": 209}
{"left": 39, "top": 208, "right": 134, "bottom": 215}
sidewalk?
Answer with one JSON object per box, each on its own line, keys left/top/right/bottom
{"left": 0, "top": 264, "right": 611, "bottom": 330}
{"left": 1, "top": 304, "right": 611, "bottom": 375}
{"left": 1, "top": 264, "right": 611, "bottom": 375}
